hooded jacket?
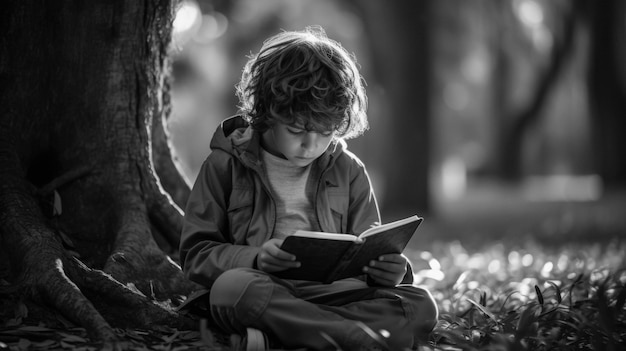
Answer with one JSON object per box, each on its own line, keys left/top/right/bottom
{"left": 180, "top": 116, "right": 412, "bottom": 287}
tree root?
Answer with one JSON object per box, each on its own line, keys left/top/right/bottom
{"left": 71, "top": 258, "right": 194, "bottom": 330}
{"left": 102, "top": 195, "right": 197, "bottom": 301}
{"left": 150, "top": 105, "right": 192, "bottom": 209}
{"left": 146, "top": 185, "right": 184, "bottom": 253}
{"left": 140, "top": 122, "right": 187, "bottom": 253}
{"left": 0, "top": 165, "right": 196, "bottom": 341}
{"left": 40, "top": 257, "right": 119, "bottom": 341}
{"left": 1, "top": 0, "right": 201, "bottom": 342}
{"left": 0, "top": 172, "right": 118, "bottom": 341}
{"left": 36, "top": 165, "right": 93, "bottom": 198}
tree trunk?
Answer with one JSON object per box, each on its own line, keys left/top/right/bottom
{"left": 151, "top": 100, "right": 191, "bottom": 212}
{"left": 354, "top": 0, "right": 432, "bottom": 216}
{"left": 494, "top": 0, "right": 579, "bottom": 180}
{"left": 587, "top": 0, "right": 626, "bottom": 186}
{"left": 0, "top": 0, "right": 196, "bottom": 342}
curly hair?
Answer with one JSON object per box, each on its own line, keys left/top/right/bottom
{"left": 236, "top": 26, "right": 368, "bottom": 139}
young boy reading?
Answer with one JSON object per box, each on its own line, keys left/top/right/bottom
{"left": 180, "top": 26, "right": 438, "bottom": 350}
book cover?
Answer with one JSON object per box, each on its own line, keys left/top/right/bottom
{"left": 274, "top": 215, "right": 423, "bottom": 283}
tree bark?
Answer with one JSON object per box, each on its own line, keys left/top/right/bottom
{"left": 0, "top": 0, "right": 196, "bottom": 342}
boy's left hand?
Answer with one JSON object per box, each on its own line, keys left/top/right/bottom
{"left": 363, "top": 253, "right": 408, "bottom": 287}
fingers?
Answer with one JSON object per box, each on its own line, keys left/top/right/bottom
{"left": 257, "top": 258, "right": 293, "bottom": 272}
{"left": 363, "top": 265, "right": 405, "bottom": 286}
{"left": 257, "top": 239, "right": 300, "bottom": 272}
{"left": 264, "top": 239, "right": 297, "bottom": 262}
{"left": 368, "top": 254, "right": 407, "bottom": 273}
{"left": 377, "top": 254, "right": 406, "bottom": 264}
{"left": 367, "top": 260, "right": 404, "bottom": 273}
{"left": 365, "top": 271, "right": 398, "bottom": 286}
{"left": 363, "top": 254, "right": 407, "bottom": 286}
{"left": 258, "top": 250, "right": 300, "bottom": 268}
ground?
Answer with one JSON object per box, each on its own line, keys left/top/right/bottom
{"left": 1, "top": 183, "right": 624, "bottom": 350}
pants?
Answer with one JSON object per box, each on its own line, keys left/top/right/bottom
{"left": 209, "top": 268, "right": 438, "bottom": 350}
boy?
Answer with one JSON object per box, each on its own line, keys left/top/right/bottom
{"left": 180, "top": 27, "right": 438, "bottom": 350}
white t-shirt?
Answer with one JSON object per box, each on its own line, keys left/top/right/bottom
{"left": 261, "top": 149, "right": 317, "bottom": 239}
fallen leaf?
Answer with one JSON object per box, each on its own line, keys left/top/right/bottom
{"left": 178, "top": 331, "right": 200, "bottom": 340}
{"left": 17, "top": 326, "right": 53, "bottom": 332}
{"left": 32, "top": 339, "right": 57, "bottom": 348}
{"left": 58, "top": 332, "right": 87, "bottom": 343}
{"left": 152, "top": 344, "right": 172, "bottom": 351}
{"left": 161, "top": 330, "right": 180, "bottom": 344}
{"left": 53, "top": 190, "right": 62, "bottom": 216}
{"left": 17, "top": 338, "right": 31, "bottom": 350}
{"left": 122, "top": 330, "right": 147, "bottom": 342}
{"left": 54, "top": 314, "right": 76, "bottom": 329}
{"left": 60, "top": 341, "right": 75, "bottom": 349}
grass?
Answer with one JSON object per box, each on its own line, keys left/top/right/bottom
{"left": 1, "top": 238, "right": 624, "bottom": 350}
{"left": 409, "top": 238, "right": 626, "bottom": 350}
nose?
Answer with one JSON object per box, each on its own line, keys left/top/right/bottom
{"left": 301, "top": 132, "right": 317, "bottom": 151}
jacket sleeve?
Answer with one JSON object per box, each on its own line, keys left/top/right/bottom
{"left": 179, "top": 152, "right": 261, "bottom": 288}
{"left": 346, "top": 157, "right": 415, "bottom": 285}
{"left": 345, "top": 157, "right": 381, "bottom": 235}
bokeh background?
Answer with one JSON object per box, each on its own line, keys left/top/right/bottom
{"left": 165, "top": 0, "right": 626, "bottom": 255}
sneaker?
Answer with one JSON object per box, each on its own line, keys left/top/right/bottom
{"left": 230, "top": 328, "right": 269, "bottom": 351}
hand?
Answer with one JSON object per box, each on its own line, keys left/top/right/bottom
{"left": 363, "top": 253, "right": 408, "bottom": 287}
{"left": 256, "top": 238, "right": 301, "bottom": 273}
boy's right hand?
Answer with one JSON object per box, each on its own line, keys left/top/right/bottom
{"left": 256, "top": 238, "right": 301, "bottom": 272}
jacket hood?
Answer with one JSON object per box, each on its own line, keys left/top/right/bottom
{"left": 209, "top": 115, "right": 253, "bottom": 155}
{"left": 209, "top": 115, "right": 346, "bottom": 168}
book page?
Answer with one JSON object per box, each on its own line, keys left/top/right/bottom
{"left": 291, "top": 230, "right": 357, "bottom": 242}
{"left": 335, "top": 216, "right": 423, "bottom": 281}
{"left": 358, "top": 215, "right": 420, "bottom": 239}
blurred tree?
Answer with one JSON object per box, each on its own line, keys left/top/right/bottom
{"left": 0, "top": 0, "right": 194, "bottom": 342}
{"left": 586, "top": 0, "right": 626, "bottom": 186}
{"left": 352, "top": 0, "right": 432, "bottom": 215}
{"left": 491, "top": 0, "right": 580, "bottom": 180}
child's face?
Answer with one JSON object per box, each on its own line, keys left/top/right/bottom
{"left": 262, "top": 122, "right": 335, "bottom": 167}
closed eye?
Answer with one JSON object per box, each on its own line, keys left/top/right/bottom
{"left": 287, "top": 127, "right": 305, "bottom": 135}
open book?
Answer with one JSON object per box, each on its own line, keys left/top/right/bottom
{"left": 274, "top": 215, "right": 423, "bottom": 283}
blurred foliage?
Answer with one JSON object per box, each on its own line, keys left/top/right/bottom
{"left": 408, "top": 239, "right": 626, "bottom": 350}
